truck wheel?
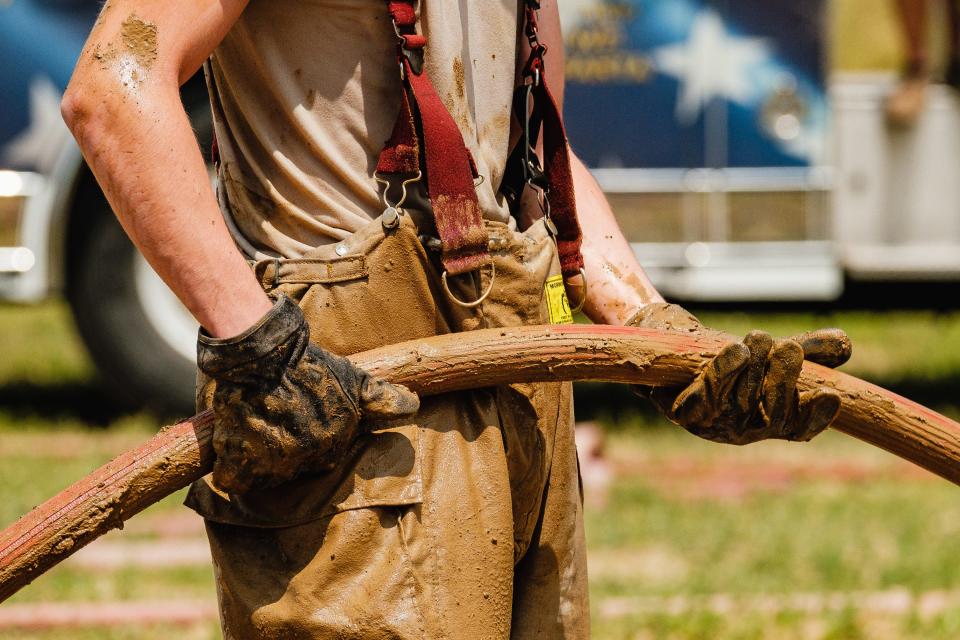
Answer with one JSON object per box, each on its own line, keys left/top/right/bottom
{"left": 67, "top": 206, "right": 199, "bottom": 417}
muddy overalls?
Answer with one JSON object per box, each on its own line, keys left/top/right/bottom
{"left": 186, "top": 1, "right": 591, "bottom": 637}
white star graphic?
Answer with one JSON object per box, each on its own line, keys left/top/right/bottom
{"left": 653, "top": 10, "right": 771, "bottom": 125}
{"left": 3, "top": 76, "right": 70, "bottom": 172}
{"left": 558, "top": 0, "right": 602, "bottom": 32}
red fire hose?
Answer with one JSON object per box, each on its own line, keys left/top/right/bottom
{"left": 2, "top": 324, "right": 959, "bottom": 602}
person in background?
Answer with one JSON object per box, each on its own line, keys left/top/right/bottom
{"left": 887, "top": 0, "right": 960, "bottom": 126}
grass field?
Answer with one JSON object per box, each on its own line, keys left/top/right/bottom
{"left": 1, "top": 302, "right": 960, "bottom": 639}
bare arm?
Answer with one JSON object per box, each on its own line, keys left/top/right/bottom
{"left": 531, "top": 3, "right": 852, "bottom": 446}
{"left": 61, "top": 0, "right": 272, "bottom": 339}
{"left": 533, "top": 1, "right": 664, "bottom": 326}
{"left": 571, "top": 156, "right": 665, "bottom": 324}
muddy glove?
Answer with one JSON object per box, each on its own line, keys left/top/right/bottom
{"left": 628, "top": 303, "right": 852, "bottom": 445}
{"left": 197, "top": 295, "right": 420, "bottom": 494}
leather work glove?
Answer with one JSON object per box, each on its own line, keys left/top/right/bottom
{"left": 628, "top": 303, "right": 852, "bottom": 446}
{"left": 197, "top": 295, "right": 420, "bottom": 494}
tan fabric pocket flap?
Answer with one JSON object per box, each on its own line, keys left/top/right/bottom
{"left": 185, "top": 423, "right": 422, "bottom": 529}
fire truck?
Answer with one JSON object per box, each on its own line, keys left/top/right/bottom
{"left": 2, "top": 0, "right": 956, "bottom": 413}
{"left": 562, "top": 0, "right": 960, "bottom": 301}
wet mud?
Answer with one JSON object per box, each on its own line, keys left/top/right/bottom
{"left": 119, "top": 15, "right": 158, "bottom": 71}
{"left": 91, "top": 13, "right": 158, "bottom": 90}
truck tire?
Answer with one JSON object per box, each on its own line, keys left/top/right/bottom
{"left": 66, "top": 84, "right": 210, "bottom": 417}
{"left": 67, "top": 205, "right": 199, "bottom": 416}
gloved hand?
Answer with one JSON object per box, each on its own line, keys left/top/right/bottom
{"left": 197, "top": 295, "right": 420, "bottom": 494}
{"left": 628, "top": 303, "right": 852, "bottom": 445}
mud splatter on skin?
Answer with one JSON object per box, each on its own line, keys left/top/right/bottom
{"left": 90, "top": 13, "right": 158, "bottom": 92}
{"left": 119, "top": 14, "right": 158, "bottom": 70}
{"left": 602, "top": 258, "right": 655, "bottom": 301}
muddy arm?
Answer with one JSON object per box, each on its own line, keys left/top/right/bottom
{"left": 2, "top": 324, "right": 959, "bottom": 602}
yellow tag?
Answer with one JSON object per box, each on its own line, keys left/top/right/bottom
{"left": 545, "top": 274, "right": 574, "bottom": 324}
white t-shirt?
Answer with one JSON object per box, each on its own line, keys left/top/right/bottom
{"left": 208, "top": 0, "right": 521, "bottom": 259}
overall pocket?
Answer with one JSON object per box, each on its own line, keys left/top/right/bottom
{"left": 187, "top": 214, "right": 446, "bottom": 528}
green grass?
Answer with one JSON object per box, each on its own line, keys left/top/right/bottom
{"left": 5, "top": 564, "right": 214, "bottom": 606}
{"left": 589, "top": 435, "right": 960, "bottom": 595}
{"left": 0, "top": 626, "right": 222, "bottom": 640}
{"left": 699, "top": 309, "right": 960, "bottom": 385}
{"left": 0, "top": 302, "right": 92, "bottom": 386}
{"left": 4, "top": 302, "right": 960, "bottom": 638}
{"left": 586, "top": 430, "right": 960, "bottom": 639}
{"left": 0, "top": 301, "right": 162, "bottom": 432}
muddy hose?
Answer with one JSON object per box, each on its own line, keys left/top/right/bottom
{"left": 2, "top": 324, "right": 959, "bottom": 602}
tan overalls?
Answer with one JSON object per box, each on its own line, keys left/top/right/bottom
{"left": 187, "top": 0, "right": 590, "bottom": 634}
{"left": 186, "top": 210, "right": 590, "bottom": 638}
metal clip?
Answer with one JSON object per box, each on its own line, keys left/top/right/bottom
{"left": 418, "top": 234, "right": 443, "bottom": 252}
{"left": 375, "top": 170, "right": 422, "bottom": 231}
{"left": 391, "top": 19, "right": 424, "bottom": 76}
{"left": 382, "top": 206, "right": 401, "bottom": 229}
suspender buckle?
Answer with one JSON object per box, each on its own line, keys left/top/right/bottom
{"left": 375, "top": 170, "right": 422, "bottom": 230}
{"left": 391, "top": 19, "right": 425, "bottom": 76}
{"left": 401, "top": 47, "right": 424, "bottom": 76}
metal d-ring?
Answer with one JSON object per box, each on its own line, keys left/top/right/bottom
{"left": 566, "top": 267, "right": 588, "bottom": 314}
{"left": 441, "top": 262, "right": 497, "bottom": 309}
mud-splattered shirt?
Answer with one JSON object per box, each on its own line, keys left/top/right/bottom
{"left": 208, "top": 0, "right": 520, "bottom": 259}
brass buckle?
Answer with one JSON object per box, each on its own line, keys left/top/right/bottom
{"left": 441, "top": 262, "right": 497, "bottom": 309}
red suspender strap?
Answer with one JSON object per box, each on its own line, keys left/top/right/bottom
{"left": 520, "top": 1, "right": 584, "bottom": 278}
{"left": 501, "top": 1, "right": 585, "bottom": 281}
{"left": 538, "top": 80, "right": 584, "bottom": 278}
{"left": 376, "top": 0, "right": 490, "bottom": 276}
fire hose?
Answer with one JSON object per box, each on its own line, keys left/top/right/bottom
{"left": 2, "top": 324, "right": 959, "bottom": 602}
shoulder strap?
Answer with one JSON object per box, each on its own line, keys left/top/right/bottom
{"left": 502, "top": 0, "right": 585, "bottom": 279}
{"left": 376, "top": 1, "right": 490, "bottom": 276}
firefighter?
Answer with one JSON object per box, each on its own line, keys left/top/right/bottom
{"left": 61, "top": 1, "right": 850, "bottom": 636}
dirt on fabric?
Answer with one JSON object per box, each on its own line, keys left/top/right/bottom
{"left": 453, "top": 57, "right": 465, "bottom": 98}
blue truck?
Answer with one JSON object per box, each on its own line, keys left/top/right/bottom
{"left": 3, "top": 0, "right": 955, "bottom": 413}
{"left": 1, "top": 0, "right": 212, "bottom": 413}
{"left": 561, "top": 0, "right": 838, "bottom": 302}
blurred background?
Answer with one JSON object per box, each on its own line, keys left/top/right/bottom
{"left": 3, "top": 0, "right": 960, "bottom": 638}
